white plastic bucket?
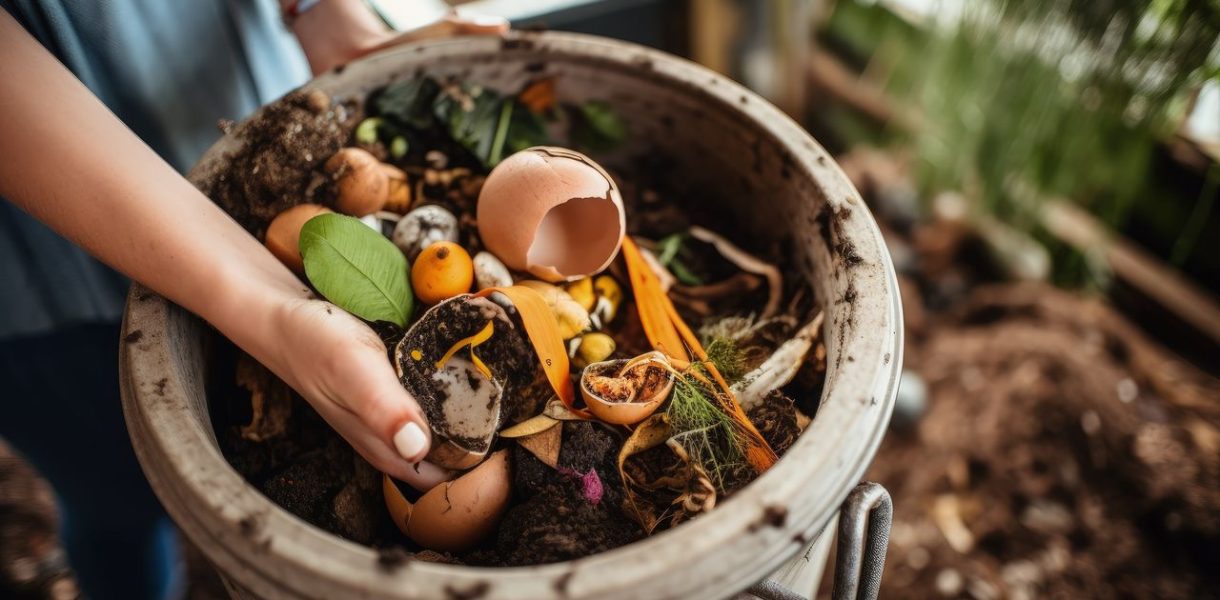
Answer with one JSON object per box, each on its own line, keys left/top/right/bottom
{"left": 120, "top": 31, "right": 902, "bottom": 600}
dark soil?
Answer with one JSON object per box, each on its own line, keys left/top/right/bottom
{"left": 195, "top": 81, "right": 812, "bottom": 569}
{"left": 748, "top": 391, "right": 803, "bottom": 457}
{"left": 396, "top": 294, "right": 551, "bottom": 433}
{"left": 827, "top": 147, "right": 1220, "bottom": 600}
{"left": 203, "top": 89, "right": 358, "bottom": 238}
{"left": 467, "top": 422, "right": 642, "bottom": 566}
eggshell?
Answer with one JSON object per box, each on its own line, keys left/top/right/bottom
{"left": 580, "top": 356, "right": 674, "bottom": 425}
{"left": 477, "top": 147, "right": 625, "bottom": 282}
{"left": 265, "top": 204, "right": 332, "bottom": 273}
{"left": 383, "top": 450, "right": 512, "bottom": 552}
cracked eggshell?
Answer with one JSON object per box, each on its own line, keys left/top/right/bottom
{"left": 384, "top": 450, "right": 512, "bottom": 552}
{"left": 477, "top": 147, "right": 625, "bottom": 282}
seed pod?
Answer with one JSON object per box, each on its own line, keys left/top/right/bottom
{"left": 392, "top": 205, "right": 459, "bottom": 261}
{"left": 580, "top": 352, "right": 674, "bottom": 425}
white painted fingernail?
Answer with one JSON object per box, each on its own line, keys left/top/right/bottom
{"left": 393, "top": 422, "right": 427, "bottom": 460}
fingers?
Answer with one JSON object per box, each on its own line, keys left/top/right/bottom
{"left": 446, "top": 13, "right": 510, "bottom": 36}
{"left": 367, "top": 13, "right": 509, "bottom": 54}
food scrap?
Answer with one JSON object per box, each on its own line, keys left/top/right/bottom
{"left": 218, "top": 76, "right": 825, "bottom": 565}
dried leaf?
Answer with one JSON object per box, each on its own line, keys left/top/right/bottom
{"left": 517, "top": 423, "right": 563, "bottom": 469}
{"left": 500, "top": 414, "right": 560, "bottom": 438}
{"left": 617, "top": 413, "right": 673, "bottom": 530}
{"left": 236, "top": 353, "right": 293, "bottom": 442}
{"left": 542, "top": 397, "right": 593, "bottom": 421}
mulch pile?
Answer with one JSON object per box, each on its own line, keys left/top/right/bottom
{"left": 868, "top": 282, "right": 1220, "bottom": 599}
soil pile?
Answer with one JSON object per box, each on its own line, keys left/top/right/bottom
{"left": 868, "top": 283, "right": 1220, "bottom": 599}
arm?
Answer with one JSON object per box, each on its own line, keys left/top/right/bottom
{"left": 0, "top": 10, "right": 448, "bottom": 489}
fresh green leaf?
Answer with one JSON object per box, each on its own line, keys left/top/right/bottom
{"left": 433, "top": 85, "right": 503, "bottom": 165}
{"left": 375, "top": 78, "right": 440, "bottom": 130}
{"left": 669, "top": 260, "right": 704, "bottom": 286}
{"left": 389, "top": 136, "right": 408, "bottom": 160}
{"left": 571, "top": 101, "right": 627, "bottom": 152}
{"left": 300, "top": 214, "right": 414, "bottom": 327}
{"left": 488, "top": 100, "right": 514, "bottom": 166}
{"left": 505, "top": 102, "right": 551, "bottom": 155}
{"left": 656, "top": 233, "right": 685, "bottom": 265}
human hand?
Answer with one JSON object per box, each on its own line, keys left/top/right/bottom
{"left": 248, "top": 293, "right": 452, "bottom": 490}
{"left": 289, "top": 0, "right": 509, "bottom": 76}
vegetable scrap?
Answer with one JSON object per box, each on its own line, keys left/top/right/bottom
{"left": 214, "top": 76, "right": 827, "bottom": 565}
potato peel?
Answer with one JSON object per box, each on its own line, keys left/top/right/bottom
{"left": 617, "top": 413, "right": 674, "bottom": 530}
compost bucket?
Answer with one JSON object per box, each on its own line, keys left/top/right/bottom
{"left": 119, "top": 31, "right": 902, "bottom": 600}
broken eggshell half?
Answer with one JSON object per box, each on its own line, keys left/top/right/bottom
{"left": 394, "top": 293, "right": 552, "bottom": 469}
{"left": 383, "top": 449, "right": 511, "bottom": 552}
{"left": 580, "top": 352, "right": 676, "bottom": 425}
{"left": 476, "top": 147, "right": 626, "bottom": 282}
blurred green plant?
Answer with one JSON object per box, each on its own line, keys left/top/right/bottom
{"left": 825, "top": 0, "right": 1220, "bottom": 286}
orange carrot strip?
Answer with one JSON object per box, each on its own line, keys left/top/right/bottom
{"left": 623, "top": 235, "right": 778, "bottom": 472}
{"left": 621, "top": 237, "right": 688, "bottom": 360}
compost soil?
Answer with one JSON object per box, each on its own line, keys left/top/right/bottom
{"left": 864, "top": 282, "right": 1220, "bottom": 600}
{"left": 191, "top": 84, "right": 813, "bottom": 568}
{"left": 828, "top": 146, "right": 1220, "bottom": 599}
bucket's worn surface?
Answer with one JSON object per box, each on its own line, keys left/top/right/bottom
{"left": 120, "top": 31, "right": 902, "bottom": 600}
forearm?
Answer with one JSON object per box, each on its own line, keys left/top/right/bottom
{"left": 0, "top": 12, "right": 303, "bottom": 353}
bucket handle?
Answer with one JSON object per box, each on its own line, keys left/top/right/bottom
{"left": 745, "top": 482, "right": 892, "bottom": 600}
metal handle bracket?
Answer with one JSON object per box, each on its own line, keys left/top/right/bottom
{"left": 745, "top": 482, "right": 892, "bottom": 600}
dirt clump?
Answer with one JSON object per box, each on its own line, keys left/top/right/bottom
{"left": 203, "top": 89, "right": 357, "bottom": 237}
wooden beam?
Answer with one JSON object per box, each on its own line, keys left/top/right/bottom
{"left": 1042, "top": 200, "right": 1220, "bottom": 345}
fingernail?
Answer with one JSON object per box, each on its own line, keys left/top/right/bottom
{"left": 393, "top": 422, "right": 427, "bottom": 460}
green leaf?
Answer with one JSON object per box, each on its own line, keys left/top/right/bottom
{"left": 505, "top": 102, "right": 551, "bottom": 155}
{"left": 433, "top": 85, "right": 504, "bottom": 165}
{"left": 375, "top": 78, "right": 440, "bottom": 130}
{"left": 571, "top": 101, "right": 627, "bottom": 152}
{"left": 300, "top": 214, "right": 414, "bottom": 327}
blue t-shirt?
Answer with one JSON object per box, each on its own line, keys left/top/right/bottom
{"left": 0, "top": 1, "right": 311, "bottom": 338}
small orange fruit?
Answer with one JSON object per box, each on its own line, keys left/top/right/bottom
{"left": 411, "top": 241, "right": 475, "bottom": 305}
